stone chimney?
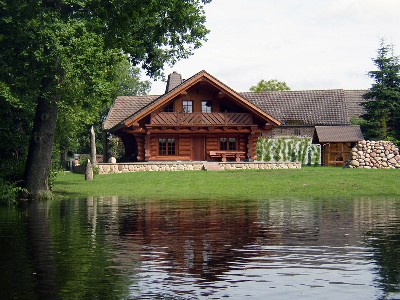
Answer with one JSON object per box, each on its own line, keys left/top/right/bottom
{"left": 165, "top": 71, "right": 183, "bottom": 93}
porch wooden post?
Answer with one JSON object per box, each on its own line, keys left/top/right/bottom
{"left": 134, "top": 134, "right": 145, "bottom": 161}
{"left": 145, "top": 132, "right": 151, "bottom": 161}
{"left": 247, "top": 133, "right": 259, "bottom": 161}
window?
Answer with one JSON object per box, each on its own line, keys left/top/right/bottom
{"left": 182, "top": 100, "right": 193, "bottom": 113}
{"left": 201, "top": 101, "right": 212, "bottom": 113}
{"left": 159, "top": 138, "right": 176, "bottom": 155}
{"left": 163, "top": 103, "right": 174, "bottom": 112}
{"left": 228, "top": 138, "right": 236, "bottom": 150}
{"left": 220, "top": 137, "right": 236, "bottom": 150}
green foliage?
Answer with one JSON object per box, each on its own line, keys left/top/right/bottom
{"left": 0, "top": 179, "right": 28, "bottom": 203}
{"left": 108, "top": 138, "right": 125, "bottom": 160}
{"left": 259, "top": 139, "right": 273, "bottom": 162}
{"left": 114, "top": 60, "right": 151, "bottom": 96}
{"left": 256, "top": 140, "right": 263, "bottom": 161}
{"left": 273, "top": 139, "right": 282, "bottom": 161}
{"left": 0, "top": 0, "right": 211, "bottom": 194}
{"left": 282, "top": 140, "right": 288, "bottom": 161}
{"left": 0, "top": 93, "right": 33, "bottom": 182}
{"left": 362, "top": 39, "right": 400, "bottom": 141}
{"left": 256, "top": 137, "right": 321, "bottom": 166}
{"left": 312, "top": 146, "right": 321, "bottom": 166}
{"left": 250, "top": 79, "right": 291, "bottom": 92}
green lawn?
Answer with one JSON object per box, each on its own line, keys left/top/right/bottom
{"left": 53, "top": 167, "right": 400, "bottom": 200}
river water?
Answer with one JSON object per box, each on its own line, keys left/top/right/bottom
{"left": 1, "top": 197, "right": 400, "bottom": 300}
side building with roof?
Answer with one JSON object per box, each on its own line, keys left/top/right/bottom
{"left": 103, "top": 70, "right": 366, "bottom": 166}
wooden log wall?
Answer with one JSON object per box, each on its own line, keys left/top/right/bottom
{"left": 141, "top": 133, "right": 252, "bottom": 161}
{"left": 205, "top": 136, "right": 219, "bottom": 154}
{"left": 134, "top": 134, "right": 145, "bottom": 161}
{"left": 247, "top": 133, "right": 260, "bottom": 160}
{"left": 178, "top": 136, "right": 191, "bottom": 158}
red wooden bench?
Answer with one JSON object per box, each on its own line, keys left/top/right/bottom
{"left": 209, "top": 151, "right": 246, "bottom": 162}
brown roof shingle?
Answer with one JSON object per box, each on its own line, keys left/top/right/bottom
{"left": 103, "top": 95, "right": 159, "bottom": 130}
{"left": 315, "top": 125, "right": 364, "bottom": 142}
{"left": 240, "top": 90, "right": 350, "bottom": 125}
{"left": 344, "top": 90, "right": 367, "bottom": 120}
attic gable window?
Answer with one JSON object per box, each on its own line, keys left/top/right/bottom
{"left": 201, "top": 101, "right": 212, "bottom": 113}
{"left": 182, "top": 100, "right": 193, "bottom": 113}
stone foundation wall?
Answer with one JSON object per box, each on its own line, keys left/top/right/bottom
{"left": 348, "top": 140, "right": 400, "bottom": 169}
{"left": 97, "top": 161, "right": 301, "bottom": 174}
{"left": 98, "top": 162, "right": 204, "bottom": 174}
{"left": 220, "top": 162, "right": 301, "bottom": 170}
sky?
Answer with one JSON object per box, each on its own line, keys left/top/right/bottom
{"left": 145, "top": 0, "right": 400, "bottom": 95}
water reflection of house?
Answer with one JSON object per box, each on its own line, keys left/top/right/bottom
{"left": 116, "top": 200, "right": 263, "bottom": 280}
{"left": 87, "top": 197, "right": 400, "bottom": 285}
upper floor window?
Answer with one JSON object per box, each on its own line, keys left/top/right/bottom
{"left": 201, "top": 101, "right": 212, "bottom": 113}
{"left": 182, "top": 100, "right": 193, "bottom": 113}
{"left": 163, "top": 103, "right": 174, "bottom": 112}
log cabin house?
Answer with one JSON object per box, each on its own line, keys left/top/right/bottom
{"left": 103, "top": 70, "right": 365, "bottom": 166}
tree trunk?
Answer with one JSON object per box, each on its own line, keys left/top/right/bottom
{"left": 23, "top": 97, "right": 58, "bottom": 198}
{"left": 90, "top": 126, "right": 97, "bottom": 166}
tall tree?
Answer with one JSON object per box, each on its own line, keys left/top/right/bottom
{"left": 114, "top": 60, "right": 151, "bottom": 97}
{"left": 0, "top": 0, "right": 211, "bottom": 198}
{"left": 54, "top": 58, "right": 151, "bottom": 166}
{"left": 250, "top": 79, "right": 290, "bottom": 92}
{"left": 362, "top": 40, "right": 400, "bottom": 141}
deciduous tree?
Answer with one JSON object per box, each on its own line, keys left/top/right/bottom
{"left": 250, "top": 79, "right": 290, "bottom": 92}
{"left": 0, "top": 0, "right": 211, "bottom": 198}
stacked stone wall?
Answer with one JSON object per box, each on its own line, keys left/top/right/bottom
{"left": 221, "top": 162, "right": 301, "bottom": 170}
{"left": 98, "top": 162, "right": 204, "bottom": 174}
{"left": 348, "top": 140, "right": 400, "bottom": 169}
{"left": 97, "top": 161, "right": 301, "bottom": 174}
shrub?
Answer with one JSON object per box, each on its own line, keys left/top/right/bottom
{"left": 0, "top": 179, "right": 27, "bottom": 204}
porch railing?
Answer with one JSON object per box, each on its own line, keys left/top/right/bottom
{"left": 150, "top": 112, "right": 253, "bottom": 126}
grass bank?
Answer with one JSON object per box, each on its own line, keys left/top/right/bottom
{"left": 53, "top": 167, "right": 400, "bottom": 200}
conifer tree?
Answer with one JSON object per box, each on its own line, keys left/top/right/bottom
{"left": 362, "top": 40, "right": 400, "bottom": 142}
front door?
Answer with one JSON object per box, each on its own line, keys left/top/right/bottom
{"left": 192, "top": 136, "right": 205, "bottom": 161}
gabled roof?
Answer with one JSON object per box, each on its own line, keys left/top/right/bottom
{"left": 315, "top": 125, "right": 364, "bottom": 143}
{"left": 121, "top": 70, "right": 281, "bottom": 129}
{"left": 241, "top": 89, "right": 367, "bottom": 126}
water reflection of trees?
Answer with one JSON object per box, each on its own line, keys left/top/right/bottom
{"left": 2, "top": 196, "right": 399, "bottom": 299}
{"left": 0, "top": 204, "right": 36, "bottom": 299}
{"left": 26, "top": 198, "right": 130, "bottom": 300}
{"left": 360, "top": 199, "right": 400, "bottom": 300}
